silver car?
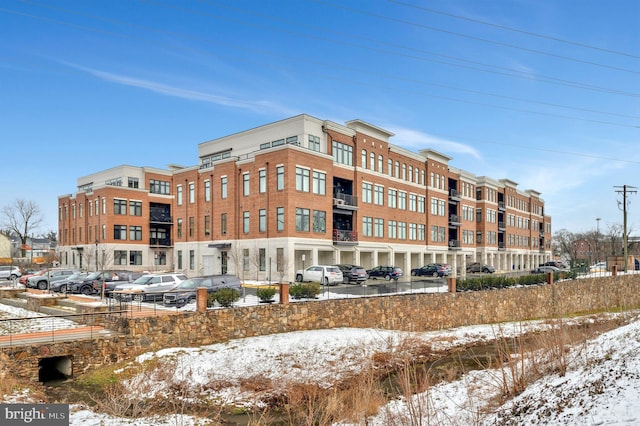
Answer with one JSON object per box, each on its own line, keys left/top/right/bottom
{"left": 295, "top": 265, "right": 343, "bottom": 285}
{"left": 114, "top": 273, "right": 188, "bottom": 302}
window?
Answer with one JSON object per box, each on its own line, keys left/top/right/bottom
{"left": 312, "top": 171, "right": 326, "bottom": 195}
{"left": 102, "top": 224, "right": 106, "bottom": 240}
{"left": 361, "top": 149, "right": 367, "bottom": 169}
{"left": 130, "top": 251, "right": 142, "bottom": 266}
{"left": 395, "top": 161, "right": 399, "bottom": 177}
{"left": 243, "top": 173, "right": 250, "bottom": 196}
{"left": 362, "top": 216, "right": 372, "bottom": 237}
{"left": 177, "top": 250, "right": 183, "bottom": 270}
{"left": 277, "top": 166, "right": 284, "bottom": 190}
{"left": 177, "top": 185, "right": 183, "bottom": 205}
{"left": 398, "top": 191, "right": 407, "bottom": 210}
{"left": 189, "top": 217, "right": 194, "bottom": 237}
{"left": 177, "top": 218, "right": 183, "bottom": 238}
{"left": 114, "top": 199, "right": 127, "bottom": 215}
{"left": 374, "top": 185, "right": 384, "bottom": 205}
{"left": 221, "top": 213, "right": 227, "bottom": 234}
{"left": 189, "top": 182, "right": 195, "bottom": 204}
{"left": 374, "top": 218, "right": 384, "bottom": 237}
{"left": 150, "top": 179, "right": 170, "bottom": 195}
{"left": 296, "top": 167, "right": 310, "bottom": 192}
{"left": 114, "top": 225, "right": 127, "bottom": 240}
{"left": 312, "top": 210, "right": 326, "bottom": 233}
{"left": 370, "top": 152, "right": 375, "bottom": 171}
{"left": 189, "top": 250, "right": 195, "bottom": 270}
{"left": 387, "top": 159, "right": 392, "bottom": 176}
{"left": 128, "top": 177, "right": 139, "bottom": 188}
{"left": 398, "top": 222, "right": 406, "bottom": 240}
{"left": 362, "top": 182, "right": 373, "bottom": 203}
{"left": 388, "top": 189, "right": 397, "bottom": 208}
{"left": 129, "top": 201, "right": 142, "bottom": 216}
{"left": 259, "top": 248, "right": 266, "bottom": 271}
{"left": 221, "top": 176, "right": 228, "bottom": 199}
{"left": 114, "top": 250, "right": 127, "bottom": 265}
{"left": 408, "top": 166, "right": 413, "bottom": 182}
{"left": 243, "top": 249, "right": 249, "bottom": 271}
{"left": 243, "top": 211, "right": 250, "bottom": 233}
{"left": 277, "top": 207, "right": 284, "bottom": 231}
{"left": 277, "top": 248, "right": 284, "bottom": 273}
{"left": 204, "top": 180, "right": 211, "bottom": 202}
{"left": 129, "top": 226, "right": 142, "bottom": 241}
{"left": 102, "top": 197, "right": 106, "bottom": 215}
{"left": 378, "top": 155, "right": 383, "bottom": 172}
{"left": 204, "top": 215, "right": 211, "bottom": 236}
{"left": 308, "top": 135, "right": 320, "bottom": 152}
{"left": 418, "top": 224, "right": 425, "bottom": 241}
{"left": 408, "top": 193, "right": 416, "bottom": 211}
{"left": 388, "top": 220, "right": 397, "bottom": 239}
{"left": 332, "top": 141, "right": 353, "bottom": 165}
{"left": 259, "top": 209, "right": 266, "bottom": 232}
{"left": 409, "top": 223, "right": 417, "bottom": 240}
{"left": 259, "top": 169, "right": 267, "bottom": 193}
{"left": 296, "top": 208, "right": 310, "bottom": 231}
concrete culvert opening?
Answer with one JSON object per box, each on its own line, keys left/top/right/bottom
{"left": 39, "top": 356, "right": 72, "bottom": 383}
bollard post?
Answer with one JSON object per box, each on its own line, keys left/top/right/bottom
{"left": 447, "top": 277, "right": 456, "bottom": 293}
{"left": 279, "top": 283, "right": 289, "bottom": 305}
{"left": 546, "top": 272, "right": 554, "bottom": 284}
{"left": 196, "top": 287, "right": 208, "bottom": 312}
{"left": 612, "top": 265, "right": 617, "bottom": 277}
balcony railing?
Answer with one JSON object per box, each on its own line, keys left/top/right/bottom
{"left": 334, "top": 193, "right": 358, "bottom": 207}
{"left": 449, "top": 189, "right": 461, "bottom": 201}
{"left": 498, "top": 201, "right": 506, "bottom": 210}
{"left": 150, "top": 213, "right": 172, "bottom": 224}
{"left": 150, "top": 238, "right": 171, "bottom": 246}
{"left": 448, "top": 240, "right": 461, "bottom": 250}
{"left": 332, "top": 230, "right": 358, "bottom": 245}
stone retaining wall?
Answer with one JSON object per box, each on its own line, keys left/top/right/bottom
{"left": 4, "top": 275, "right": 640, "bottom": 381}
{"left": 114, "top": 274, "right": 640, "bottom": 352}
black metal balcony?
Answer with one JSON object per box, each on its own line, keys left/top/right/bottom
{"left": 333, "top": 229, "right": 358, "bottom": 246}
{"left": 333, "top": 193, "right": 358, "bottom": 208}
{"left": 448, "top": 214, "right": 461, "bottom": 226}
{"left": 448, "top": 240, "right": 461, "bottom": 250}
{"left": 150, "top": 238, "right": 172, "bottom": 247}
{"left": 449, "top": 188, "right": 461, "bottom": 202}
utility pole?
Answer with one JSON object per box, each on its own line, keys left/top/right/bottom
{"left": 614, "top": 185, "right": 637, "bottom": 272}
{"left": 596, "top": 217, "right": 601, "bottom": 263}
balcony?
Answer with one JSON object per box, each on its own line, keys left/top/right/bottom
{"left": 448, "top": 214, "right": 461, "bottom": 226}
{"left": 498, "top": 242, "right": 506, "bottom": 251}
{"left": 498, "top": 201, "right": 506, "bottom": 211}
{"left": 498, "top": 221, "right": 506, "bottom": 231}
{"left": 150, "top": 238, "right": 172, "bottom": 247}
{"left": 448, "top": 188, "right": 461, "bottom": 202}
{"left": 448, "top": 240, "right": 461, "bottom": 250}
{"left": 333, "top": 193, "right": 358, "bottom": 209}
{"left": 333, "top": 230, "right": 358, "bottom": 246}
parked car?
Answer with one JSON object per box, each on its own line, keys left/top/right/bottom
{"left": 50, "top": 272, "right": 88, "bottom": 293}
{"left": 163, "top": 275, "right": 242, "bottom": 308}
{"left": 532, "top": 265, "right": 560, "bottom": 274}
{"left": 113, "top": 273, "right": 188, "bottom": 302}
{"left": 366, "top": 266, "right": 403, "bottom": 280}
{"left": 26, "top": 268, "right": 77, "bottom": 290}
{"left": 589, "top": 262, "right": 607, "bottom": 273}
{"left": 19, "top": 269, "right": 46, "bottom": 285}
{"left": 93, "top": 271, "right": 145, "bottom": 297}
{"left": 67, "top": 270, "right": 143, "bottom": 295}
{"left": 0, "top": 266, "right": 22, "bottom": 280}
{"left": 543, "top": 261, "right": 569, "bottom": 270}
{"left": 295, "top": 265, "right": 343, "bottom": 285}
{"left": 466, "top": 262, "right": 495, "bottom": 274}
{"left": 334, "top": 264, "right": 368, "bottom": 284}
{"left": 411, "top": 264, "right": 448, "bottom": 277}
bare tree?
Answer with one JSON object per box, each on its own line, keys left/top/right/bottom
{"left": 1, "top": 199, "right": 43, "bottom": 257}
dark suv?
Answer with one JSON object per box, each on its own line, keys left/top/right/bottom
{"left": 334, "top": 264, "right": 368, "bottom": 283}
{"left": 366, "top": 266, "right": 403, "bottom": 280}
{"left": 68, "top": 270, "right": 142, "bottom": 295}
{"left": 163, "top": 275, "right": 242, "bottom": 308}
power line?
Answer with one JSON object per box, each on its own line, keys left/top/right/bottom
{"left": 388, "top": 0, "right": 640, "bottom": 60}
{"left": 314, "top": 0, "right": 640, "bottom": 75}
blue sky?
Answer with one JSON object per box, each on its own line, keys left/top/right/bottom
{"left": 1, "top": 0, "right": 639, "bottom": 236}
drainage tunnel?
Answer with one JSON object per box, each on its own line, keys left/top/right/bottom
{"left": 39, "top": 356, "right": 72, "bottom": 383}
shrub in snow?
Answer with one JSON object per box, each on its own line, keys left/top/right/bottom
{"left": 256, "top": 286, "right": 277, "bottom": 303}
{"left": 207, "top": 288, "right": 240, "bottom": 307}
{"left": 289, "top": 282, "right": 321, "bottom": 299}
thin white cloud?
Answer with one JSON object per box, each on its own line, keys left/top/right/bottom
{"left": 63, "top": 62, "right": 297, "bottom": 116}
{"left": 388, "top": 127, "right": 482, "bottom": 159}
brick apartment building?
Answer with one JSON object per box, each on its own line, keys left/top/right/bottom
{"left": 57, "top": 114, "right": 552, "bottom": 281}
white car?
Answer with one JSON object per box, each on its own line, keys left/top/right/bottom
{"left": 590, "top": 262, "right": 607, "bottom": 273}
{"left": 0, "top": 266, "right": 22, "bottom": 280}
{"left": 114, "top": 273, "right": 188, "bottom": 302}
{"left": 295, "top": 265, "right": 343, "bottom": 286}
